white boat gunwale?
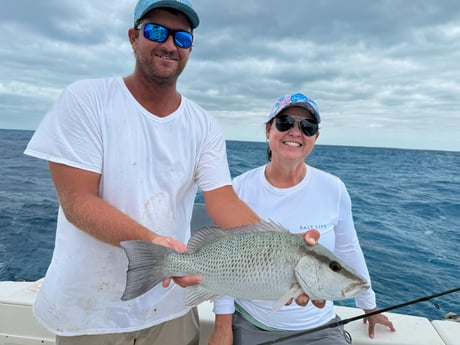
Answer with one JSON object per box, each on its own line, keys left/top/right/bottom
{"left": 1, "top": 279, "right": 459, "bottom": 345}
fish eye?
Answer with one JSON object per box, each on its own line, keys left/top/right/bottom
{"left": 329, "top": 261, "right": 342, "bottom": 272}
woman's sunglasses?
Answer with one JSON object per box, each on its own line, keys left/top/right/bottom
{"left": 136, "top": 23, "right": 193, "bottom": 49}
{"left": 274, "top": 114, "right": 319, "bottom": 137}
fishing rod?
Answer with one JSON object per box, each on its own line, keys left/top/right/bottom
{"left": 258, "top": 286, "right": 460, "bottom": 345}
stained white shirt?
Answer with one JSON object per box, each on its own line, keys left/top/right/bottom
{"left": 25, "top": 77, "right": 231, "bottom": 335}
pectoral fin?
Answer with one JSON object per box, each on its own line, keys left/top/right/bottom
{"left": 272, "top": 283, "right": 303, "bottom": 311}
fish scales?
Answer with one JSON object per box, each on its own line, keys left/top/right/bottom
{"left": 120, "top": 220, "right": 370, "bottom": 308}
{"left": 178, "top": 230, "right": 305, "bottom": 300}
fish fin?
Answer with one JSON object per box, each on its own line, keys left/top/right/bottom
{"left": 187, "top": 219, "right": 289, "bottom": 251}
{"left": 120, "top": 240, "right": 173, "bottom": 301}
{"left": 272, "top": 283, "right": 304, "bottom": 311}
{"left": 187, "top": 226, "right": 229, "bottom": 251}
{"left": 264, "top": 219, "right": 290, "bottom": 233}
{"left": 185, "top": 285, "right": 219, "bottom": 306}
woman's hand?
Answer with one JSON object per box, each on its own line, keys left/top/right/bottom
{"left": 363, "top": 308, "right": 396, "bottom": 338}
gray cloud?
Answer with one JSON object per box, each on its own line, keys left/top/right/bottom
{"left": 1, "top": 0, "right": 459, "bottom": 151}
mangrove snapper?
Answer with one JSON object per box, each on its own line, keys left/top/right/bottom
{"left": 120, "top": 220, "right": 370, "bottom": 310}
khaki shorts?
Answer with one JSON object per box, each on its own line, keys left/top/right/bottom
{"left": 56, "top": 308, "right": 199, "bottom": 345}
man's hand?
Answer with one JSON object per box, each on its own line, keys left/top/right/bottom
{"left": 152, "top": 235, "right": 203, "bottom": 288}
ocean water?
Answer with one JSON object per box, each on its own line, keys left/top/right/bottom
{"left": 0, "top": 128, "right": 459, "bottom": 321}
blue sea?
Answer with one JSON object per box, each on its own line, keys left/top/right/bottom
{"left": 0, "top": 128, "right": 459, "bottom": 321}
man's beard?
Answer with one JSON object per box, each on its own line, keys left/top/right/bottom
{"left": 137, "top": 48, "right": 187, "bottom": 85}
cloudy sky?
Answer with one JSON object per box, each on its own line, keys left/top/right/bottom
{"left": 1, "top": 0, "right": 459, "bottom": 151}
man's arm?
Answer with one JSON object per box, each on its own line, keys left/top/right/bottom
{"left": 49, "top": 162, "right": 183, "bottom": 249}
{"left": 202, "top": 185, "right": 259, "bottom": 228}
{"left": 49, "top": 161, "right": 202, "bottom": 288}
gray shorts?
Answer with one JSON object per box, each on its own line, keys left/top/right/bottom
{"left": 232, "top": 311, "right": 351, "bottom": 345}
{"left": 56, "top": 308, "right": 199, "bottom": 345}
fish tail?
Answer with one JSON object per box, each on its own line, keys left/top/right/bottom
{"left": 120, "top": 240, "right": 173, "bottom": 301}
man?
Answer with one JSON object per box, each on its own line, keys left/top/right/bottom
{"left": 25, "top": 1, "right": 317, "bottom": 344}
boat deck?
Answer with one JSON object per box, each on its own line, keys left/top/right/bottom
{"left": 1, "top": 280, "right": 458, "bottom": 345}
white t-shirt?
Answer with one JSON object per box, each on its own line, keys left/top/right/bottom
{"left": 24, "top": 77, "right": 232, "bottom": 335}
{"left": 213, "top": 164, "right": 376, "bottom": 331}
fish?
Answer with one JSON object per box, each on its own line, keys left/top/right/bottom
{"left": 120, "top": 220, "right": 370, "bottom": 310}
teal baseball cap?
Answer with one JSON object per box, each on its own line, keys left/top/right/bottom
{"left": 268, "top": 93, "right": 321, "bottom": 123}
{"left": 134, "top": 0, "right": 200, "bottom": 29}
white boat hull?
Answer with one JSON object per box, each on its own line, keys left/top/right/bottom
{"left": 1, "top": 279, "right": 458, "bottom": 345}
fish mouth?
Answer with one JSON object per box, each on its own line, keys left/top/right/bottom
{"left": 342, "top": 282, "right": 370, "bottom": 297}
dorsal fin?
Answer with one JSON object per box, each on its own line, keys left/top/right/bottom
{"left": 187, "top": 219, "right": 288, "bottom": 252}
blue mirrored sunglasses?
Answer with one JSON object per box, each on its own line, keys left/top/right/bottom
{"left": 136, "top": 23, "right": 193, "bottom": 49}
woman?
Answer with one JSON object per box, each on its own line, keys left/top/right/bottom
{"left": 210, "top": 93, "right": 395, "bottom": 345}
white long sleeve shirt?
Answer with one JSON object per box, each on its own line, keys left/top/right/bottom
{"left": 213, "top": 164, "right": 376, "bottom": 331}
